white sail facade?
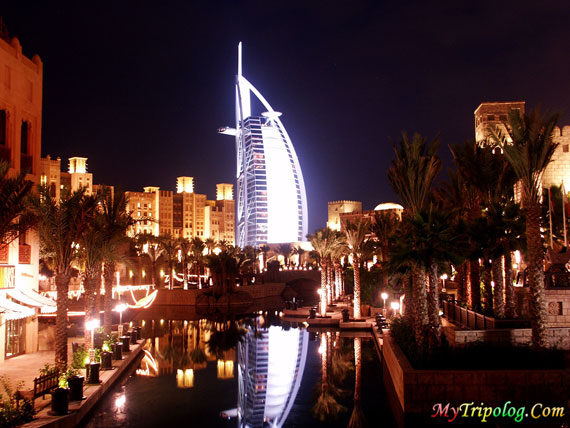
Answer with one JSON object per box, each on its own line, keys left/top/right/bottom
{"left": 219, "top": 43, "right": 308, "bottom": 247}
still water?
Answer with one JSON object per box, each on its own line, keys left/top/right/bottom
{"left": 83, "top": 311, "right": 397, "bottom": 428}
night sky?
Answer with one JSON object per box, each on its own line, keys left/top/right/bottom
{"left": 4, "top": 1, "right": 570, "bottom": 234}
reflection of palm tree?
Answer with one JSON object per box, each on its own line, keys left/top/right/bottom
{"left": 348, "top": 337, "right": 368, "bottom": 428}
{"left": 312, "top": 333, "right": 345, "bottom": 421}
{"left": 205, "top": 317, "right": 247, "bottom": 359}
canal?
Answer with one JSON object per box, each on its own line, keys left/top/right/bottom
{"left": 81, "top": 309, "right": 397, "bottom": 428}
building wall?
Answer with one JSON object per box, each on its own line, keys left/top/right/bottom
{"left": 474, "top": 101, "right": 525, "bottom": 145}
{"left": 542, "top": 126, "right": 570, "bottom": 189}
{"left": 327, "top": 200, "right": 362, "bottom": 231}
{"left": 0, "top": 34, "right": 42, "bottom": 361}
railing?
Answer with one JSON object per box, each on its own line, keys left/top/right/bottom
{"left": 442, "top": 300, "right": 529, "bottom": 329}
{"left": 0, "top": 265, "right": 15, "bottom": 288}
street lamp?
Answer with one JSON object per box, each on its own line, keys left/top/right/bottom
{"left": 115, "top": 303, "right": 128, "bottom": 336}
{"left": 381, "top": 292, "right": 388, "bottom": 317}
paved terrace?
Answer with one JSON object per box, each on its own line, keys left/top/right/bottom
{"left": 0, "top": 337, "right": 144, "bottom": 428}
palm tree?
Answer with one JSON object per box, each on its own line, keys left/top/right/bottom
{"left": 276, "top": 243, "right": 292, "bottom": 266}
{"left": 78, "top": 219, "right": 103, "bottom": 348}
{"left": 30, "top": 187, "right": 98, "bottom": 370}
{"left": 158, "top": 234, "right": 179, "bottom": 289}
{"left": 204, "top": 237, "right": 216, "bottom": 255}
{"left": 344, "top": 219, "right": 369, "bottom": 319}
{"left": 308, "top": 228, "right": 343, "bottom": 316}
{"left": 387, "top": 132, "right": 441, "bottom": 346}
{"left": 177, "top": 238, "right": 192, "bottom": 289}
{"left": 136, "top": 234, "right": 163, "bottom": 288}
{"left": 190, "top": 237, "right": 205, "bottom": 288}
{"left": 0, "top": 160, "right": 35, "bottom": 246}
{"left": 99, "top": 188, "right": 134, "bottom": 333}
{"left": 488, "top": 108, "right": 559, "bottom": 349}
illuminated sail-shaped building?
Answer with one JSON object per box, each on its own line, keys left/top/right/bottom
{"left": 219, "top": 43, "right": 308, "bottom": 247}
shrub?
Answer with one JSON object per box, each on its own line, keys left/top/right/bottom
{"left": 0, "top": 376, "right": 35, "bottom": 427}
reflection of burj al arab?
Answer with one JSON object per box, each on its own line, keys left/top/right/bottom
{"left": 236, "top": 326, "right": 309, "bottom": 428}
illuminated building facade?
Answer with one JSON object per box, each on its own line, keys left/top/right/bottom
{"left": 475, "top": 101, "right": 570, "bottom": 189}
{"left": 327, "top": 200, "right": 363, "bottom": 231}
{"left": 0, "top": 30, "right": 44, "bottom": 361}
{"left": 237, "top": 325, "right": 308, "bottom": 428}
{"left": 219, "top": 43, "right": 308, "bottom": 247}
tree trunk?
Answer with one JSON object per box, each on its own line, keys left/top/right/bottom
{"left": 320, "top": 333, "right": 328, "bottom": 394}
{"left": 320, "top": 261, "right": 327, "bottom": 316}
{"left": 469, "top": 259, "right": 481, "bottom": 310}
{"left": 55, "top": 273, "right": 70, "bottom": 371}
{"left": 427, "top": 265, "right": 441, "bottom": 344}
{"left": 482, "top": 259, "right": 493, "bottom": 314}
{"left": 326, "top": 260, "right": 333, "bottom": 305}
{"left": 353, "top": 337, "right": 361, "bottom": 404}
{"left": 457, "top": 262, "right": 468, "bottom": 304}
{"left": 103, "top": 261, "right": 115, "bottom": 334}
{"left": 504, "top": 251, "right": 516, "bottom": 318}
{"left": 525, "top": 202, "right": 548, "bottom": 349}
{"left": 403, "top": 272, "right": 413, "bottom": 325}
{"left": 84, "top": 275, "right": 97, "bottom": 349}
{"left": 352, "top": 255, "right": 361, "bottom": 319}
{"left": 492, "top": 256, "right": 505, "bottom": 318}
{"left": 412, "top": 265, "right": 429, "bottom": 351}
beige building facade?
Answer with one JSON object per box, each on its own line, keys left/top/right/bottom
{"left": 327, "top": 200, "right": 362, "bottom": 231}
{"left": 0, "top": 33, "right": 44, "bottom": 361}
{"left": 475, "top": 101, "right": 570, "bottom": 189}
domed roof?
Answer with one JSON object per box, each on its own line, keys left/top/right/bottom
{"left": 374, "top": 202, "right": 404, "bottom": 211}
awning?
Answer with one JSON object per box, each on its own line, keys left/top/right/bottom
{"left": 0, "top": 297, "right": 35, "bottom": 320}
{"left": 5, "top": 288, "right": 57, "bottom": 313}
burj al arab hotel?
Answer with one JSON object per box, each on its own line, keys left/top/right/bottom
{"left": 218, "top": 43, "right": 308, "bottom": 248}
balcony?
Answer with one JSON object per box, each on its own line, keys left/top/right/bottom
{"left": 0, "top": 265, "right": 16, "bottom": 289}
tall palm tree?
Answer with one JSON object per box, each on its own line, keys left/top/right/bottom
{"left": 387, "top": 132, "right": 441, "bottom": 345}
{"left": 190, "top": 237, "right": 205, "bottom": 288}
{"left": 308, "top": 228, "right": 340, "bottom": 316}
{"left": 99, "top": 188, "right": 134, "bottom": 333}
{"left": 344, "top": 219, "right": 369, "bottom": 319}
{"left": 204, "top": 237, "right": 216, "bottom": 255}
{"left": 158, "top": 234, "right": 179, "bottom": 289}
{"left": 0, "top": 160, "right": 36, "bottom": 246}
{"left": 276, "top": 243, "right": 292, "bottom": 266}
{"left": 489, "top": 108, "right": 559, "bottom": 349}
{"left": 30, "top": 187, "right": 98, "bottom": 370}
{"left": 136, "top": 233, "right": 163, "bottom": 288}
{"left": 177, "top": 238, "right": 192, "bottom": 289}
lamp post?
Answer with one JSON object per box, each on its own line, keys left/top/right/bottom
{"left": 381, "top": 292, "right": 388, "bottom": 317}
{"left": 115, "top": 303, "right": 127, "bottom": 337}
{"left": 441, "top": 273, "right": 448, "bottom": 293}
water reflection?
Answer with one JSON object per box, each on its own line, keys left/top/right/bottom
{"left": 236, "top": 319, "right": 309, "bottom": 428}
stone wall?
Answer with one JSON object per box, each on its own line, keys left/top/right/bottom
{"left": 545, "top": 288, "right": 570, "bottom": 326}
{"left": 442, "top": 324, "right": 570, "bottom": 349}
{"left": 382, "top": 332, "right": 570, "bottom": 414}
{"left": 543, "top": 125, "right": 570, "bottom": 188}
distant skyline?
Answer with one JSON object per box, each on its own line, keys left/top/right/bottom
{"left": 3, "top": 1, "right": 569, "bottom": 233}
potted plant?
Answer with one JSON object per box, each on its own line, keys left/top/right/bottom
{"left": 50, "top": 375, "right": 70, "bottom": 415}
{"left": 66, "top": 366, "right": 85, "bottom": 401}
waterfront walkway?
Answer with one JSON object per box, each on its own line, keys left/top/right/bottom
{"left": 0, "top": 337, "right": 144, "bottom": 428}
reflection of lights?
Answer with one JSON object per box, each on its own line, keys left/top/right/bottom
{"left": 176, "top": 369, "right": 194, "bottom": 388}
{"left": 217, "top": 360, "right": 234, "bottom": 379}
{"left": 127, "top": 289, "right": 158, "bottom": 309}
{"left": 136, "top": 350, "right": 158, "bottom": 377}
{"left": 115, "top": 394, "right": 126, "bottom": 410}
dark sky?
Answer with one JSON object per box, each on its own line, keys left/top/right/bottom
{"left": 4, "top": 1, "right": 570, "bottom": 233}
